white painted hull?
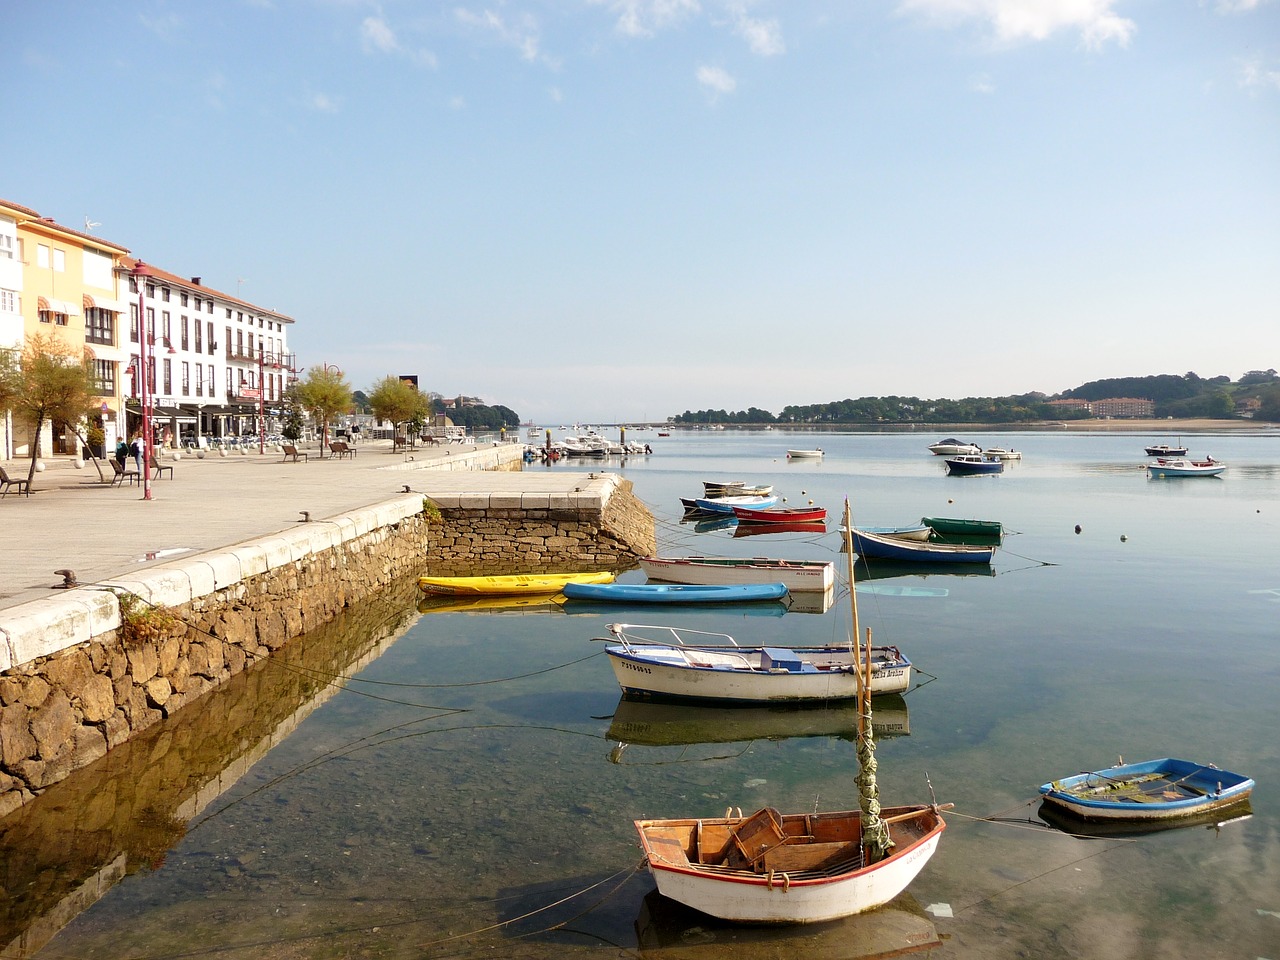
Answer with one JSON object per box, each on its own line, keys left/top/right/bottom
{"left": 787, "top": 449, "right": 824, "bottom": 458}
{"left": 606, "top": 643, "right": 911, "bottom": 702}
{"left": 638, "top": 806, "right": 945, "bottom": 923}
{"left": 639, "top": 556, "right": 835, "bottom": 593}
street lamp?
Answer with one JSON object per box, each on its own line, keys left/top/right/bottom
{"left": 132, "top": 261, "right": 153, "bottom": 501}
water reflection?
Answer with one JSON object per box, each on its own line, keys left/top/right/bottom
{"left": 1036, "top": 799, "right": 1254, "bottom": 839}
{"left": 605, "top": 696, "right": 910, "bottom": 752}
{"left": 634, "top": 888, "right": 941, "bottom": 959}
{"left": 0, "top": 582, "right": 422, "bottom": 958}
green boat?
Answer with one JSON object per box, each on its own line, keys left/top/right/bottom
{"left": 920, "top": 516, "right": 1004, "bottom": 541}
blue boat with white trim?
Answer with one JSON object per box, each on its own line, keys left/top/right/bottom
{"left": 1038, "top": 758, "right": 1254, "bottom": 822}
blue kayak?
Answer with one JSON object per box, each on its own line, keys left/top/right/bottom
{"left": 562, "top": 582, "right": 788, "bottom": 603}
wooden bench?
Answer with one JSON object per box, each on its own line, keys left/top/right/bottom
{"left": 329, "top": 440, "right": 356, "bottom": 459}
{"left": 281, "top": 444, "right": 308, "bottom": 463}
{"left": 150, "top": 455, "right": 174, "bottom": 480}
{"left": 110, "top": 460, "right": 140, "bottom": 487}
{"left": 0, "top": 465, "right": 31, "bottom": 497}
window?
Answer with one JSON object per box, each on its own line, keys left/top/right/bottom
{"left": 93, "top": 359, "right": 115, "bottom": 397}
{"left": 146, "top": 283, "right": 155, "bottom": 298}
{"left": 161, "top": 287, "right": 170, "bottom": 302}
{"left": 208, "top": 364, "right": 216, "bottom": 398}
{"left": 162, "top": 311, "right": 171, "bottom": 343}
{"left": 163, "top": 358, "right": 172, "bottom": 394}
{"left": 53, "top": 248, "right": 65, "bottom": 272}
{"left": 0, "top": 235, "right": 14, "bottom": 259}
{"left": 194, "top": 318, "right": 202, "bottom": 352}
{"left": 225, "top": 307, "right": 231, "bottom": 319}
{"left": 130, "top": 304, "right": 139, "bottom": 342}
{"left": 146, "top": 307, "right": 155, "bottom": 343}
{"left": 181, "top": 362, "right": 190, "bottom": 395}
{"left": 181, "top": 316, "right": 189, "bottom": 351}
{"left": 85, "top": 307, "right": 115, "bottom": 345}
{"left": 37, "top": 244, "right": 49, "bottom": 268}
{"left": 226, "top": 368, "right": 234, "bottom": 395}
{"left": 207, "top": 321, "right": 215, "bottom": 354}
{"left": 180, "top": 292, "right": 189, "bottom": 307}
{"left": 237, "top": 329, "right": 244, "bottom": 356}
{"left": 0, "top": 289, "right": 16, "bottom": 312}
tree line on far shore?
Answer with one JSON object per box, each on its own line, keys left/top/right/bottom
{"left": 671, "top": 370, "right": 1280, "bottom": 425}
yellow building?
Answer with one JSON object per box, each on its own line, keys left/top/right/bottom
{"left": 1, "top": 199, "right": 130, "bottom": 459}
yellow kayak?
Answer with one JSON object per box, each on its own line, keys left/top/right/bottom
{"left": 416, "top": 571, "right": 615, "bottom": 596}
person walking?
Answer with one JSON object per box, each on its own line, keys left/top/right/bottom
{"left": 129, "top": 434, "right": 144, "bottom": 475}
{"left": 115, "top": 437, "right": 129, "bottom": 470}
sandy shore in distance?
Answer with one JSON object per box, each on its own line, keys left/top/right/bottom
{"left": 1040, "top": 418, "right": 1275, "bottom": 432}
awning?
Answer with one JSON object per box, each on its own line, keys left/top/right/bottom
{"left": 36, "top": 296, "right": 80, "bottom": 316}
{"left": 83, "top": 293, "right": 127, "bottom": 312}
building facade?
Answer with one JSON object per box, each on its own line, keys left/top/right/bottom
{"left": 2, "top": 199, "right": 131, "bottom": 459}
{"left": 119, "top": 259, "right": 296, "bottom": 446}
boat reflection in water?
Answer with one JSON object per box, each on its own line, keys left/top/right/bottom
{"left": 605, "top": 695, "right": 910, "bottom": 753}
{"left": 1037, "top": 799, "right": 1254, "bottom": 840}
{"left": 416, "top": 593, "right": 568, "bottom": 616}
{"left": 634, "top": 887, "right": 941, "bottom": 959}
{"left": 733, "top": 521, "right": 827, "bottom": 538}
{"left": 852, "top": 558, "right": 996, "bottom": 581}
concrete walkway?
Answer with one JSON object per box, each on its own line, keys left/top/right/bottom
{"left": 0, "top": 440, "right": 589, "bottom": 612}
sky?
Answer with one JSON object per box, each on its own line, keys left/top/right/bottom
{"left": 3, "top": 1, "right": 1278, "bottom": 424}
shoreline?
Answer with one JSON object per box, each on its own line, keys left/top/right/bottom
{"left": 663, "top": 418, "right": 1276, "bottom": 434}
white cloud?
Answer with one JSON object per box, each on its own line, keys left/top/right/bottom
{"left": 595, "top": 0, "right": 701, "bottom": 38}
{"left": 362, "top": 16, "right": 400, "bottom": 54}
{"left": 970, "top": 71, "right": 995, "bottom": 93}
{"left": 139, "top": 12, "right": 183, "bottom": 39}
{"left": 697, "top": 64, "right": 736, "bottom": 98}
{"left": 728, "top": 4, "right": 785, "bottom": 56}
{"left": 311, "top": 92, "right": 340, "bottom": 112}
{"left": 1211, "top": 0, "right": 1266, "bottom": 11}
{"left": 455, "top": 7, "right": 548, "bottom": 64}
{"left": 898, "top": 0, "right": 1137, "bottom": 50}
{"left": 1239, "top": 55, "right": 1280, "bottom": 91}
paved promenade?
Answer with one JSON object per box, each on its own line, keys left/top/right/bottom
{"left": 0, "top": 440, "right": 584, "bottom": 612}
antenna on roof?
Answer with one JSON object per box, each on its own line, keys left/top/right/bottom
{"left": 84, "top": 217, "right": 101, "bottom": 232}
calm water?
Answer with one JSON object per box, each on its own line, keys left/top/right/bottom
{"left": 24, "top": 430, "right": 1280, "bottom": 960}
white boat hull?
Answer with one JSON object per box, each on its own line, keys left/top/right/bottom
{"left": 638, "top": 806, "right": 945, "bottom": 923}
{"left": 639, "top": 557, "right": 835, "bottom": 593}
{"left": 606, "top": 643, "right": 911, "bottom": 702}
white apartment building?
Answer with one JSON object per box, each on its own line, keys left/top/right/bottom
{"left": 120, "top": 258, "right": 296, "bottom": 446}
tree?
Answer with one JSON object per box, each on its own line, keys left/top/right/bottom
{"left": 0, "top": 333, "right": 100, "bottom": 486}
{"left": 367, "top": 375, "right": 431, "bottom": 445}
{"left": 279, "top": 383, "right": 306, "bottom": 441}
{"left": 295, "top": 366, "right": 353, "bottom": 456}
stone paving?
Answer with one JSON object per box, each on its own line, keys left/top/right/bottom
{"left": 0, "top": 439, "right": 594, "bottom": 612}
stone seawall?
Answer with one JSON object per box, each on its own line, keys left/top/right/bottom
{"left": 0, "top": 473, "right": 654, "bottom": 819}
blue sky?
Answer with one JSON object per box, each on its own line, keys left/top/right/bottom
{"left": 4, "top": 1, "right": 1277, "bottom": 424}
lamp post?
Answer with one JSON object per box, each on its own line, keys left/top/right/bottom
{"left": 132, "top": 261, "right": 153, "bottom": 501}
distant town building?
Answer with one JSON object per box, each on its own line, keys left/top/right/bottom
{"left": 1047, "top": 398, "right": 1092, "bottom": 414}
{"left": 1091, "top": 397, "right": 1154, "bottom": 418}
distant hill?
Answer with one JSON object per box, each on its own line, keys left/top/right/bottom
{"left": 672, "top": 370, "right": 1280, "bottom": 425}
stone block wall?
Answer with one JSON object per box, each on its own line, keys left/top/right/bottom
{"left": 422, "top": 478, "right": 655, "bottom": 573}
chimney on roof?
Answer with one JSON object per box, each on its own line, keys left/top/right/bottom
{"left": 191, "top": 277, "right": 201, "bottom": 285}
